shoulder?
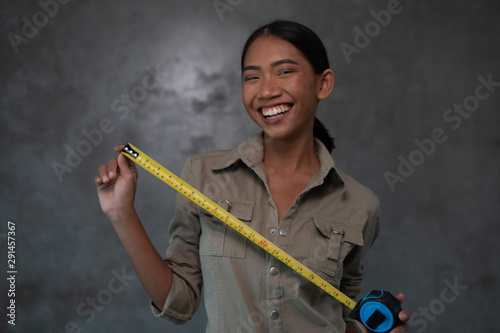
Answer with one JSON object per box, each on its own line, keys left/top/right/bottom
{"left": 336, "top": 169, "right": 380, "bottom": 215}
{"left": 181, "top": 150, "right": 231, "bottom": 181}
{"left": 183, "top": 133, "right": 262, "bottom": 173}
{"left": 183, "top": 149, "right": 232, "bottom": 171}
{"left": 178, "top": 149, "right": 234, "bottom": 192}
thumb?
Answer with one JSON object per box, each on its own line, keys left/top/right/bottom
{"left": 117, "top": 152, "right": 137, "bottom": 177}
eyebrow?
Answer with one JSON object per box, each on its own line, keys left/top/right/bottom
{"left": 242, "top": 58, "right": 299, "bottom": 72}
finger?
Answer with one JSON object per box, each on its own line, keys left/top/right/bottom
{"left": 98, "top": 164, "right": 110, "bottom": 183}
{"left": 94, "top": 174, "right": 103, "bottom": 186}
{"left": 114, "top": 145, "right": 138, "bottom": 179}
{"left": 398, "top": 310, "right": 410, "bottom": 322}
{"left": 120, "top": 149, "right": 139, "bottom": 175}
{"left": 393, "top": 294, "right": 410, "bottom": 322}
{"left": 107, "top": 158, "right": 118, "bottom": 179}
{"left": 117, "top": 152, "right": 137, "bottom": 177}
{"left": 114, "top": 145, "right": 125, "bottom": 152}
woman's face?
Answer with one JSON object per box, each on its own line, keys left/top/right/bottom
{"left": 241, "top": 35, "right": 328, "bottom": 142}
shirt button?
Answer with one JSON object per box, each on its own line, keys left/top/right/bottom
{"left": 269, "top": 228, "right": 276, "bottom": 235}
{"left": 269, "top": 267, "right": 279, "bottom": 276}
{"left": 279, "top": 229, "right": 288, "bottom": 237}
{"left": 269, "top": 310, "right": 279, "bottom": 320}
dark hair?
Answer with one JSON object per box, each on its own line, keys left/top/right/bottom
{"left": 241, "top": 20, "right": 335, "bottom": 152}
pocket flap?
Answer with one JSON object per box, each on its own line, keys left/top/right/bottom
{"left": 313, "top": 215, "right": 364, "bottom": 246}
{"left": 203, "top": 198, "right": 255, "bottom": 222}
{"left": 342, "top": 225, "right": 364, "bottom": 246}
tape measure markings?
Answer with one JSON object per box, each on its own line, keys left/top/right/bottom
{"left": 121, "top": 143, "right": 356, "bottom": 310}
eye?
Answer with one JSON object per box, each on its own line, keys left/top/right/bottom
{"left": 243, "top": 74, "right": 259, "bottom": 82}
{"left": 278, "top": 69, "right": 293, "bottom": 76}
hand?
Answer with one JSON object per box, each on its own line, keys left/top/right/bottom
{"left": 356, "top": 293, "right": 410, "bottom": 333}
{"left": 94, "top": 145, "right": 139, "bottom": 225}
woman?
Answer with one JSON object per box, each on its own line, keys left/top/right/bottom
{"left": 95, "top": 20, "right": 409, "bottom": 332}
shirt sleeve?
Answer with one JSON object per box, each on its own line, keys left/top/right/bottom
{"left": 150, "top": 157, "right": 204, "bottom": 324}
{"left": 340, "top": 203, "right": 381, "bottom": 325}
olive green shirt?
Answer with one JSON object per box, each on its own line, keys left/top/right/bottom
{"left": 152, "top": 132, "right": 380, "bottom": 332}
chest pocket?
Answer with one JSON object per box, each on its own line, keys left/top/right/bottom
{"left": 308, "top": 215, "right": 364, "bottom": 281}
{"left": 199, "top": 199, "right": 255, "bottom": 258}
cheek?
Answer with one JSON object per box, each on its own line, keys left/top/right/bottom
{"left": 289, "top": 79, "right": 318, "bottom": 104}
{"left": 283, "top": 76, "right": 311, "bottom": 98}
{"left": 241, "top": 86, "right": 254, "bottom": 110}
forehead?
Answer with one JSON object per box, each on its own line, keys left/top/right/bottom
{"left": 243, "top": 35, "right": 308, "bottom": 67}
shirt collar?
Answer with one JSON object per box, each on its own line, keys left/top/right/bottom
{"left": 213, "top": 131, "right": 343, "bottom": 182}
{"left": 212, "top": 132, "right": 264, "bottom": 171}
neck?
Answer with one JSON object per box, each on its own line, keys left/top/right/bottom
{"left": 263, "top": 132, "right": 320, "bottom": 176}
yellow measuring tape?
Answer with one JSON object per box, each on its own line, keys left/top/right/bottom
{"left": 121, "top": 143, "right": 357, "bottom": 310}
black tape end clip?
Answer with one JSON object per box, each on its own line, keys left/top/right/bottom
{"left": 122, "top": 143, "right": 139, "bottom": 159}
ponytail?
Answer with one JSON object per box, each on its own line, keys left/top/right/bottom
{"left": 313, "top": 117, "right": 335, "bottom": 153}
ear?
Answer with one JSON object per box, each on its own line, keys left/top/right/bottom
{"left": 316, "top": 69, "right": 335, "bottom": 101}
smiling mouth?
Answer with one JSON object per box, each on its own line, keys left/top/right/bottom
{"left": 259, "top": 104, "right": 292, "bottom": 120}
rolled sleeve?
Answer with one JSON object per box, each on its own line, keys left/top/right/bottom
{"left": 151, "top": 266, "right": 200, "bottom": 324}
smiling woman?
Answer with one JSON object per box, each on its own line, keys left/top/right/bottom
{"left": 241, "top": 21, "right": 335, "bottom": 152}
{"left": 241, "top": 35, "right": 333, "bottom": 154}
{"left": 94, "top": 20, "right": 409, "bottom": 333}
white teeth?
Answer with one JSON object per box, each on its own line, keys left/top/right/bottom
{"left": 261, "top": 105, "right": 291, "bottom": 118}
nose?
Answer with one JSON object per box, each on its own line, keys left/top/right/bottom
{"left": 258, "top": 76, "right": 281, "bottom": 99}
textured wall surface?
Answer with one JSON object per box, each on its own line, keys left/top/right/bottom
{"left": 1, "top": 1, "right": 499, "bottom": 332}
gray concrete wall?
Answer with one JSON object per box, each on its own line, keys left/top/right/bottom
{"left": 1, "top": 0, "right": 499, "bottom": 332}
